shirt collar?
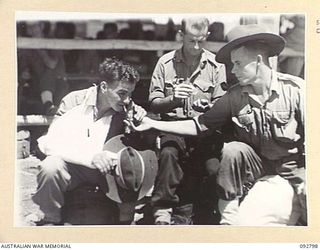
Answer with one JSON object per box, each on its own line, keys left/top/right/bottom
{"left": 86, "top": 84, "right": 122, "bottom": 120}
{"left": 269, "top": 70, "right": 280, "bottom": 95}
{"left": 84, "top": 85, "right": 98, "bottom": 107}
{"left": 174, "top": 47, "right": 207, "bottom": 68}
{"left": 241, "top": 85, "right": 253, "bottom": 95}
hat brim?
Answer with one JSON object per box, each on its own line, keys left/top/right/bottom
{"left": 216, "top": 33, "right": 285, "bottom": 63}
{"left": 103, "top": 134, "right": 158, "bottom": 203}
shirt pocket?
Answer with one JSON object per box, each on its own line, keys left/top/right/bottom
{"left": 271, "top": 111, "right": 298, "bottom": 143}
{"left": 193, "top": 80, "right": 214, "bottom": 93}
{"left": 193, "top": 80, "right": 215, "bottom": 101}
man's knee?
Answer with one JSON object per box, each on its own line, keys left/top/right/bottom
{"left": 221, "top": 141, "right": 263, "bottom": 176}
{"left": 159, "top": 146, "right": 179, "bottom": 161}
{"left": 205, "top": 158, "right": 221, "bottom": 176}
{"left": 39, "top": 156, "right": 68, "bottom": 178}
{"left": 217, "top": 141, "right": 262, "bottom": 200}
{"left": 222, "top": 141, "right": 251, "bottom": 160}
{"left": 219, "top": 141, "right": 252, "bottom": 177}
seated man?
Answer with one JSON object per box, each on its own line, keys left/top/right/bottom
{"left": 148, "top": 16, "right": 226, "bottom": 225}
{"left": 32, "top": 58, "right": 150, "bottom": 225}
{"left": 127, "top": 25, "right": 306, "bottom": 226}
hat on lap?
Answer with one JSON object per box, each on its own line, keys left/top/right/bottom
{"left": 103, "top": 134, "right": 158, "bottom": 203}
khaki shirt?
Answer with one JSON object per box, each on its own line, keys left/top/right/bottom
{"left": 195, "top": 71, "right": 305, "bottom": 161}
{"left": 149, "top": 48, "right": 226, "bottom": 120}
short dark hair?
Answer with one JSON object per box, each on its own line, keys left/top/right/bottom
{"left": 98, "top": 58, "right": 140, "bottom": 84}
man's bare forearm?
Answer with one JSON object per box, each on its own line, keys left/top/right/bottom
{"left": 150, "top": 96, "right": 182, "bottom": 113}
{"left": 148, "top": 118, "right": 198, "bottom": 136}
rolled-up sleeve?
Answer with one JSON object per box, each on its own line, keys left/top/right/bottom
{"left": 212, "top": 64, "right": 227, "bottom": 99}
{"left": 149, "top": 59, "right": 166, "bottom": 102}
{"left": 295, "top": 82, "right": 305, "bottom": 168}
{"left": 296, "top": 83, "right": 305, "bottom": 137}
{"left": 195, "top": 93, "right": 231, "bottom": 132}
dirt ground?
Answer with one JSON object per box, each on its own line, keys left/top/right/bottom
{"left": 16, "top": 156, "right": 43, "bottom": 226}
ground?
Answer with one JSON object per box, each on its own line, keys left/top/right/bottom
{"left": 16, "top": 156, "right": 43, "bottom": 226}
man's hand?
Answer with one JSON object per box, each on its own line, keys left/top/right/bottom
{"left": 124, "top": 116, "right": 153, "bottom": 132}
{"left": 92, "top": 151, "right": 118, "bottom": 175}
{"left": 132, "top": 103, "right": 147, "bottom": 124}
{"left": 173, "top": 83, "right": 194, "bottom": 99}
{"left": 296, "top": 182, "right": 306, "bottom": 195}
{"left": 192, "top": 99, "right": 213, "bottom": 112}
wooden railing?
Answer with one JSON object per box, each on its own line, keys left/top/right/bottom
{"left": 17, "top": 115, "right": 54, "bottom": 126}
{"left": 17, "top": 38, "right": 304, "bottom": 58}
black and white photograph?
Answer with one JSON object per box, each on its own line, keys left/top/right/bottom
{"left": 15, "top": 11, "right": 306, "bottom": 228}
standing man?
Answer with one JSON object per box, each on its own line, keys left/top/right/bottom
{"left": 129, "top": 25, "right": 306, "bottom": 226}
{"left": 32, "top": 58, "right": 147, "bottom": 225}
{"left": 148, "top": 16, "right": 226, "bottom": 225}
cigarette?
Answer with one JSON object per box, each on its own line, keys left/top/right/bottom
{"left": 256, "top": 55, "right": 262, "bottom": 74}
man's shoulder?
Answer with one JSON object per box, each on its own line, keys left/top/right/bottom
{"left": 57, "top": 86, "right": 96, "bottom": 116}
{"left": 203, "top": 49, "right": 216, "bottom": 59}
{"left": 227, "top": 83, "right": 241, "bottom": 93}
{"left": 158, "top": 50, "right": 177, "bottom": 64}
{"left": 277, "top": 72, "right": 305, "bottom": 89}
{"left": 63, "top": 86, "right": 94, "bottom": 101}
{"left": 203, "top": 49, "right": 220, "bottom": 67}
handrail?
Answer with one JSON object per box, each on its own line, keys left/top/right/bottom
{"left": 17, "top": 115, "right": 54, "bottom": 126}
{"left": 17, "top": 38, "right": 303, "bottom": 57}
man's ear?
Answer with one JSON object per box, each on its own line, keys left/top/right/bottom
{"left": 100, "top": 81, "right": 108, "bottom": 93}
{"left": 176, "top": 30, "right": 184, "bottom": 41}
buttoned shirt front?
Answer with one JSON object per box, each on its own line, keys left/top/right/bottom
{"left": 196, "top": 71, "right": 305, "bottom": 161}
{"left": 38, "top": 86, "right": 118, "bottom": 167}
{"left": 149, "top": 48, "right": 226, "bottom": 120}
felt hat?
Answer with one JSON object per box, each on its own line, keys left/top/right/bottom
{"left": 103, "top": 134, "right": 158, "bottom": 203}
{"left": 216, "top": 24, "right": 286, "bottom": 63}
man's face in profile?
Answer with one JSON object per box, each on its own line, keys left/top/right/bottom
{"left": 230, "top": 46, "right": 259, "bottom": 86}
{"left": 101, "top": 80, "right": 136, "bottom": 112}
